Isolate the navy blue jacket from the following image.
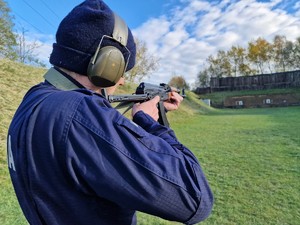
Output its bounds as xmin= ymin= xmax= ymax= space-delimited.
xmin=8 ymin=79 xmax=213 ymax=225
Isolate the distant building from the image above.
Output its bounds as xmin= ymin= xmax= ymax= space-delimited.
xmin=195 ymin=70 xmax=300 ymax=94
xmin=224 ymin=93 xmax=300 ymax=108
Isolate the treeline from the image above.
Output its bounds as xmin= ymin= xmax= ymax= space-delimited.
xmin=196 ymin=35 xmax=300 ymax=87
xmin=0 ymin=0 xmax=46 ymax=66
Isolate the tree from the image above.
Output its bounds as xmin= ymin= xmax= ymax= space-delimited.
xmin=125 ymin=38 xmax=159 ymax=83
xmin=207 ymin=50 xmax=232 ymax=78
xmin=247 ymin=37 xmax=272 ymax=74
xmin=15 ymin=28 xmax=46 ymax=67
xmin=283 ymin=40 xmax=294 ymax=70
xmin=272 ymin=35 xmax=293 ymax=72
xmin=227 ymin=45 xmax=256 ymax=76
xmin=291 ymin=37 xmax=300 ymax=70
xmin=195 ymin=34 xmax=300 ymax=90
xmin=168 ymin=75 xmax=189 ymax=90
xmin=196 ymin=68 xmax=210 ymax=87
xmin=238 ymin=63 xmax=254 ymax=76
xmin=0 ymin=0 xmax=17 ymax=59
xmin=227 ymin=46 xmax=240 ymax=77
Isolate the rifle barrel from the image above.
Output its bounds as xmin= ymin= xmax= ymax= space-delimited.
xmin=108 ymin=94 xmax=149 ymax=103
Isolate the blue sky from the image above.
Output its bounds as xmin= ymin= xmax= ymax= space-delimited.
xmin=5 ymin=0 xmax=300 ymax=86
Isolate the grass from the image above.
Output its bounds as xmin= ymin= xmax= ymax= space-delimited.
xmin=0 ymin=59 xmax=45 ymax=225
xmin=0 ymin=59 xmax=299 ymax=224
xmin=172 ymin=107 xmax=300 ymax=225
xmin=139 ymin=106 xmax=300 ymax=225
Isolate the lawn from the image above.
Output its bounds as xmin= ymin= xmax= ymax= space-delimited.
xmin=0 ymin=59 xmax=299 ymax=225
xmin=1 ymin=106 xmax=299 ymax=224
xmin=138 ymin=106 xmax=300 ymax=225
xmin=172 ymin=106 xmax=300 ymax=225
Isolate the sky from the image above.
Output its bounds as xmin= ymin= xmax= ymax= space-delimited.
xmin=5 ymin=0 xmax=300 ymax=86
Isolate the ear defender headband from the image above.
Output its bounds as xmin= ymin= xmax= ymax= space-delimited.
xmin=87 ymin=13 xmax=131 ymax=87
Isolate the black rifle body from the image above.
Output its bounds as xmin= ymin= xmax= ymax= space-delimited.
xmin=108 ymin=83 xmax=178 ymax=127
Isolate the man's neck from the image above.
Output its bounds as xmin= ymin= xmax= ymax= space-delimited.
xmin=59 ymin=68 xmax=103 ymax=94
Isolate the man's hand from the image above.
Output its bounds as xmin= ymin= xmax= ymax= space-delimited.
xmin=164 ymin=91 xmax=183 ymax=111
xmin=132 ymin=96 xmax=160 ymax=121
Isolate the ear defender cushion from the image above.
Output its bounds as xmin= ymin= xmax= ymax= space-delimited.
xmin=87 ymin=46 xmax=125 ymax=87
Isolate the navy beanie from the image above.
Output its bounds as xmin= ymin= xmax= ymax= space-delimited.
xmin=49 ymin=0 xmax=136 ymax=75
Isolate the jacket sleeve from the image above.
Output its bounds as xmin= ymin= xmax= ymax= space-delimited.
xmin=66 ymin=98 xmax=214 ymax=225
xmin=133 ymin=111 xmax=214 ymax=224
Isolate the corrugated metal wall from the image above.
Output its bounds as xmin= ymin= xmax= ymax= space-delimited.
xmin=209 ymin=70 xmax=300 ymax=92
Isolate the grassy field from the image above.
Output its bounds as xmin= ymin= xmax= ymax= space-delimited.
xmin=0 ymin=59 xmax=299 ymax=224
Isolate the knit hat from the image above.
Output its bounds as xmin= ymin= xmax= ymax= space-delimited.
xmin=49 ymin=0 xmax=136 ymax=75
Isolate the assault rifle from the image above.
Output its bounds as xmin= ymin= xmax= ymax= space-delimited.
xmin=108 ymin=82 xmax=185 ymax=127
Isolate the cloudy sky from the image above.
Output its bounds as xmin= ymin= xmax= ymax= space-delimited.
xmin=6 ymin=0 xmax=300 ymax=86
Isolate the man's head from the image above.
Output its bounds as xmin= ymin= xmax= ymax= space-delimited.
xmin=49 ymin=0 xmax=136 ymax=87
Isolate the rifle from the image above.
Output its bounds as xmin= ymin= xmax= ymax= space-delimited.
xmin=108 ymin=82 xmax=185 ymax=127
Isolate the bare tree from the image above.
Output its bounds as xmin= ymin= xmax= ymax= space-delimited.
xmin=15 ymin=28 xmax=46 ymax=67
xmin=272 ymin=35 xmax=294 ymax=72
xmin=291 ymin=37 xmax=300 ymax=70
xmin=125 ymin=38 xmax=159 ymax=83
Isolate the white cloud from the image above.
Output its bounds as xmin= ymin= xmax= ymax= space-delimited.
xmin=31 ymin=33 xmax=54 ymax=66
xmin=133 ymin=17 xmax=171 ymax=54
xmin=25 ymin=0 xmax=300 ymax=86
xmin=15 ymin=31 xmax=54 ymax=67
xmin=133 ymin=0 xmax=300 ymax=86
xmin=34 ymin=42 xmax=52 ymax=66
xmin=160 ymin=28 xmax=189 ymax=54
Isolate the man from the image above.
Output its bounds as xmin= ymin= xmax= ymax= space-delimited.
xmin=7 ymin=0 xmax=213 ymax=224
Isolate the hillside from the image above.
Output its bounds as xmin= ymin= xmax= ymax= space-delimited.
xmin=0 ymin=60 xmax=46 ymax=160
xmin=0 ymin=59 xmax=213 ymax=225
xmin=0 ymin=59 xmax=212 ymax=161
xmin=1 ymin=59 xmax=300 ymax=225
xmin=0 ymin=60 xmax=214 ymax=224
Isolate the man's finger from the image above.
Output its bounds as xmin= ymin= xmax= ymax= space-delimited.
xmin=151 ymin=95 xmax=160 ymax=104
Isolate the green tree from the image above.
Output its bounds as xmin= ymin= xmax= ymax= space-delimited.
xmin=207 ymin=50 xmax=231 ymax=78
xmin=168 ymin=75 xmax=189 ymax=90
xmin=196 ymin=68 xmax=210 ymax=87
xmin=195 ymin=34 xmax=299 ymax=90
xmin=238 ymin=63 xmax=255 ymax=76
xmin=0 ymin=0 xmax=17 ymax=59
xmin=227 ymin=46 xmax=254 ymax=76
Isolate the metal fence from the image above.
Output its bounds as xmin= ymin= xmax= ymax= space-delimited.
xmin=195 ymin=70 xmax=300 ymax=94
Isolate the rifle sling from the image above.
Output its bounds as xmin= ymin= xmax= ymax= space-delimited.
xmin=43 ymin=68 xmax=80 ymax=90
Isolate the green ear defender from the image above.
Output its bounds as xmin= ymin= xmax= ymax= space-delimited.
xmin=87 ymin=13 xmax=130 ymax=87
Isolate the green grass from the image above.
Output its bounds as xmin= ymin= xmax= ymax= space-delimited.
xmin=1 ymin=59 xmax=299 ymax=224
xmin=139 ymin=107 xmax=300 ymax=225
xmin=0 ymin=59 xmax=45 ymax=225
xmin=172 ymin=107 xmax=300 ymax=225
